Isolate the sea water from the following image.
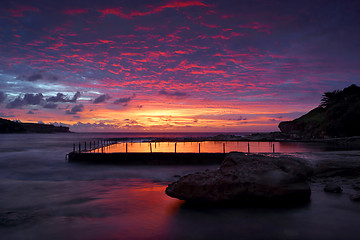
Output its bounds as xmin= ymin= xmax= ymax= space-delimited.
xmin=0 ymin=133 xmax=360 ymax=240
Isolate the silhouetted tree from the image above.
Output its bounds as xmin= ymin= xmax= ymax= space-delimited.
xmin=320 ymin=90 xmax=340 ymax=108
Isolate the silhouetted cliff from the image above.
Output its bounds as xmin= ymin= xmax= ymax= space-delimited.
xmin=0 ymin=118 xmax=70 ymax=133
xmin=279 ymin=84 xmax=360 ymax=138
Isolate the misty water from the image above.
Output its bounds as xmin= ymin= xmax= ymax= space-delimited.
xmin=1 ymin=133 xmax=360 ymax=240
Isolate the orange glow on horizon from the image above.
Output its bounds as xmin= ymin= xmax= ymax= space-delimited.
xmin=6 ymin=96 xmax=309 ymax=132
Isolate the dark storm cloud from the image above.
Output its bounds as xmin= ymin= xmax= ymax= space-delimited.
xmin=113 ymin=93 xmax=135 ymax=105
xmin=93 ymin=94 xmax=111 ymax=104
xmin=46 ymin=92 xmax=81 ymax=103
xmin=71 ymin=91 xmax=81 ymax=102
xmin=46 ymin=93 xmax=67 ymax=102
xmin=17 ymin=72 xmax=58 ymax=82
xmin=22 ymin=93 xmax=43 ymax=104
xmin=6 ymin=98 xmax=29 ymax=109
xmin=0 ymin=92 xmax=6 ymax=103
xmin=159 ymin=89 xmax=189 ymax=98
xmin=6 ymin=93 xmax=43 ymax=109
xmin=43 ymin=103 xmax=58 ymax=109
xmin=0 ymin=112 xmax=15 ymax=118
xmin=113 ymin=97 xmax=131 ymax=104
xmin=228 ymin=116 xmax=247 ymax=121
xmin=27 ymin=73 xmax=42 ymax=81
xmin=65 ymin=104 xmax=84 ymax=114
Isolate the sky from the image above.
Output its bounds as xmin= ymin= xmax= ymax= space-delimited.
xmin=0 ymin=0 xmax=359 ymax=132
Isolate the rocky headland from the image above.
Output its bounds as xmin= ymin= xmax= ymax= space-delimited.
xmin=279 ymin=84 xmax=360 ymax=139
xmin=0 ymin=118 xmax=70 ymax=133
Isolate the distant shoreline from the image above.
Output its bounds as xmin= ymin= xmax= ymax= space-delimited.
xmin=0 ymin=117 xmax=71 ymax=134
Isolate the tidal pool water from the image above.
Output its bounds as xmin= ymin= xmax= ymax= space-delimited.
xmin=98 ymin=140 xmax=338 ymax=154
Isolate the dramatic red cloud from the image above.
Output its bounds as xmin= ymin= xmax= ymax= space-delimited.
xmin=64 ymin=9 xmax=88 ymax=15
xmin=98 ymin=7 xmax=129 ymax=18
xmin=8 ymin=5 xmax=39 ymax=17
xmin=238 ymin=22 xmax=272 ymax=34
xmin=135 ymin=26 xmax=155 ymax=31
xmin=1 ymin=0 xmax=358 ymax=132
xmin=99 ymin=0 xmax=207 ymax=18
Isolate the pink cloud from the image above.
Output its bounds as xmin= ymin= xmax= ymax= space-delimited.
xmin=238 ymin=22 xmax=272 ymax=34
xmin=64 ymin=9 xmax=88 ymax=15
xmin=99 ymin=0 xmax=207 ymax=18
xmin=9 ymin=5 xmax=39 ymax=17
xmin=135 ymin=26 xmax=155 ymax=31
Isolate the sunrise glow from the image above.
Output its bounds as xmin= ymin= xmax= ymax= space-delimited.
xmin=0 ymin=0 xmax=358 ymax=132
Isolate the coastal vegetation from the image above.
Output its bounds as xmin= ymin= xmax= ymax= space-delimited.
xmin=279 ymin=84 xmax=360 ymax=138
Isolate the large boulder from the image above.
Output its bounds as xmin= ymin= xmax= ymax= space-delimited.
xmin=166 ymin=153 xmax=312 ymax=204
xmin=324 ymin=183 xmax=343 ymax=193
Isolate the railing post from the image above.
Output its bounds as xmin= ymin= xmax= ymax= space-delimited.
xmin=79 ymin=143 xmax=81 ymax=153
xmin=150 ymin=143 xmax=152 ymax=153
xmin=223 ymin=143 xmax=225 ymax=153
xmin=73 ymin=143 xmax=75 ymax=153
xmin=175 ymin=142 xmax=177 ymax=153
xmin=126 ymin=142 xmax=128 ymax=153
xmin=101 ymin=144 xmax=104 ymax=153
xmin=199 ymin=143 xmax=200 ymax=153
xmin=273 ymin=144 xmax=275 ymax=153
xmin=248 ymin=142 xmax=250 ymax=153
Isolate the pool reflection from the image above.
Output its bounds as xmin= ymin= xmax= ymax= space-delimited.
xmin=68 ymin=179 xmax=184 ymax=240
xmin=93 ymin=141 xmax=329 ymax=154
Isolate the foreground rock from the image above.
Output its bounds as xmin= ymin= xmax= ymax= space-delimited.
xmin=312 ymin=153 xmax=360 ymax=178
xmin=166 ymin=153 xmax=312 ymax=204
xmin=324 ymin=183 xmax=343 ymax=193
xmin=350 ymin=193 xmax=360 ymax=201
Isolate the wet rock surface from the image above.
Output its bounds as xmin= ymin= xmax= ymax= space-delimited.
xmin=166 ymin=153 xmax=312 ymax=204
xmin=311 ymin=153 xmax=360 ymax=178
xmin=324 ymin=183 xmax=343 ymax=193
xmin=352 ymin=182 xmax=360 ymax=190
xmin=350 ymin=193 xmax=360 ymax=201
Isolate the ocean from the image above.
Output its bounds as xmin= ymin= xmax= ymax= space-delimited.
xmin=0 ymin=133 xmax=360 ymax=240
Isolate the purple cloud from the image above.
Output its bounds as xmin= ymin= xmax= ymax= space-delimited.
xmin=65 ymin=104 xmax=84 ymax=114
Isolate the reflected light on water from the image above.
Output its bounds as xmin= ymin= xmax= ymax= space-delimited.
xmin=70 ymin=180 xmax=184 ymax=240
xmin=92 ymin=141 xmax=319 ymax=154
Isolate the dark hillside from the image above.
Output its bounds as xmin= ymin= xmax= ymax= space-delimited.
xmin=0 ymin=118 xmax=70 ymax=133
xmin=279 ymin=84 xmax=360 ymax=138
